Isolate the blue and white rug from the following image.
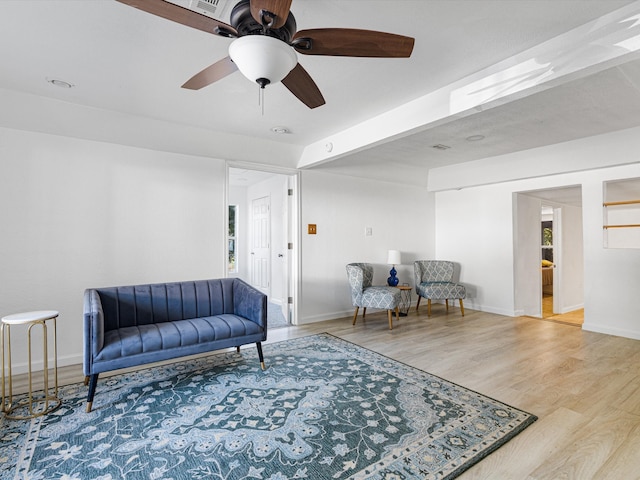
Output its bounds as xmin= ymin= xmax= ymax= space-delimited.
xmin=0 ymin=333 xmax=536 ymax=479
xmin=268 ymin=301 xmax=288 ymax=328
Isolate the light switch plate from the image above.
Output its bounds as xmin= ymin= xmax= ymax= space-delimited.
xmin=308 ymin=224 xmax=317 ymax=234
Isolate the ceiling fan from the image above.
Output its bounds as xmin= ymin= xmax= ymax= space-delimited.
xmin=116 ymin=0 xmax=415 ymax=108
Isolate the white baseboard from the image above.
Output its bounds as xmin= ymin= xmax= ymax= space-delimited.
xmin=297 ymin=309 xmax=353 ymax=325
xmin=582 ymin=323 xmax=640 ymax=340
xmin=558 ymin=303 xmax=584 ymax=314
xmin=3 ymin=353 xmax=83 ymax=376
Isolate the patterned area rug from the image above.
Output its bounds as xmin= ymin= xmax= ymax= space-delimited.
xmin=268 ymin=301 xmax=288 ymax=328
xmin=1 ymin=334 xmax=536 ymax=479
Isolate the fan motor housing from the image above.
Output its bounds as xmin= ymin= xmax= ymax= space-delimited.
xmin=230 ymin=0 xmax=297 ymax=42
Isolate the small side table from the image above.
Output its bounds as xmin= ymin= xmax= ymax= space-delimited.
xmin=1 ymin=310 xmax=61 ymax=419
xmin=396 ymin=285 xmax=412 ymax=316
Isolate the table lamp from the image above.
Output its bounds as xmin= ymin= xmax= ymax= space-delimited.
xmin=387 ymin=250 xmax=401 ymax=286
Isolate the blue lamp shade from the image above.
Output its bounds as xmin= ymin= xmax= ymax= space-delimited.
xmin=387 ymin=250 xmax=401 ymax=286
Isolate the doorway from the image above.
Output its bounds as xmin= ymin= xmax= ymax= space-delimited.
xmin=540 ymin=204 xmax=556 ymax=319
xmin=514 ymin=186 xmax=584 ymax=324
xmin=227 ymin=166 xmax=299 ymax=326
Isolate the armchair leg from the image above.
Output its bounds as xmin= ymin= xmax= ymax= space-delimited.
xmin=387 ymin=310 xmax=393 ymax=330
xmin=362 ymin=307 xmax=367 ymax=319
xmin=459 ymin=299 xmax=465 ymax=316
xmin=427 ymin=299 xmax=432 ymax=317
xmin=445 ymin=299 xmax=449 ymax=312
xmin=352 ymin=307 xmax=359 ymax=325
xmin=395 ymin=306 xmax=400 ymax=322
xmin=416 ymin=296 xmax=421 ymax=311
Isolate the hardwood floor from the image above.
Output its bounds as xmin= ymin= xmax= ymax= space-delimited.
xmin=8 ymin=306 xmax=640 ymax=479
xmin=542 ymin=294 xmax=584 ymax=326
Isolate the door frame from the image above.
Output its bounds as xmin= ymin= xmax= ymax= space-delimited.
xmin=541 ymin=204 xmax=561 ymax=316
xmin=514 ymin=187 xmax=583 ymax=319
xmin=226 ymin=162 xmax=300 ymax=325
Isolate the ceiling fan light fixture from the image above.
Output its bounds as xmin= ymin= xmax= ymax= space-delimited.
xmin=229 ymin=35 xmax=297 ymax=88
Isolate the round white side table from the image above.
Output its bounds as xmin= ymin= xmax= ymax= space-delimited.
xmin=1 ymin=310 xmax=61 ymax=419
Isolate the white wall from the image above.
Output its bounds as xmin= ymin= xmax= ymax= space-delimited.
xmin=299 ymin=170 xmax=435 ymax=323
xmin=0 ymin=127 xmax=227 ymax=372
xmin=582 ymin=169 xmax=640 ymax=339
xmin=558 ymin=204 xmax=584 ymax=313
xmin=434 ymin=135 xmax=640 ymax=339
xmin=436 ymin=183 xmax=517 ymax=316
xmin=513 ymin=193 xmax=542 ymax=317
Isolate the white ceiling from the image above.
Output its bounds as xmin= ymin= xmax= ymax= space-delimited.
xmin=1 ymin=0 xmax=640 ymax=193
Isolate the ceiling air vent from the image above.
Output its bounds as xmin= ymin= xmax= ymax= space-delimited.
xmin=165 ymin=0 xmax=232 ymax=20
xmin=193 ymin=0 xmax=221 ymax=16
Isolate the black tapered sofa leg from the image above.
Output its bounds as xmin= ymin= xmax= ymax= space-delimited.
xmin=256 ymin=342 xmax=265 ymax=370
xmin=86 ymin=373 xmax=100 ymax=413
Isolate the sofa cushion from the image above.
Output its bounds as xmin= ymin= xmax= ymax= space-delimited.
xmin=95 ymin=314 xmax=262 ymax=361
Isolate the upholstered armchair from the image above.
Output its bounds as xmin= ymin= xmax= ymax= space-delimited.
xmin=414 ymin=260 xmax=466 ymax=316
xmin=346 ymin=263 xmax=401 ymax=330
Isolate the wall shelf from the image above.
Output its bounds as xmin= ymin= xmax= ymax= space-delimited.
xmin=603 ymin=182 xmax=640 ymax=248
xmin=603 ymin=199 xmax=640 ymax=229
xmin=603 ymin=199 xmax=640 ymax=207
xmin=603 ymin=224 xmax=640 ymax=229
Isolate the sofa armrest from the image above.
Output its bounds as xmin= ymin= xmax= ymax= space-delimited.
xmin=232 ymin=279 xmax=267 ymax=330
xmin=83 ymin=289 xmax=105 ymax=375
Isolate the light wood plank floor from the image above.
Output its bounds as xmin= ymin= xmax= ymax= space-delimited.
xmin=7 ymin=306 xmax=640 ymax=479
xmin=542 ymin=294 xmax=584 ymax=326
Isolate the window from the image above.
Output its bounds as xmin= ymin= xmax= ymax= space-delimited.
xmin=228 ymin=205 xmax=238 ymax=273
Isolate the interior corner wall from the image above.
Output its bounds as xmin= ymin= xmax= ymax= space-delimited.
xmin=298 ymin=170 xmax=435 ymax=324
xmin=0 ymin=127 xmax=227 ymax=372
xmin=433 ymin=133 xmax=640 ymax=339
xmin=435 ymin=184 xmax=518 ymax=316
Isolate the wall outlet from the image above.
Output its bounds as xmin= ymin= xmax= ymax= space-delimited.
xmin=365 ymin=227 xmax=373 ymax=236
xmin=308 ymin=224 xmax=317 ymax=234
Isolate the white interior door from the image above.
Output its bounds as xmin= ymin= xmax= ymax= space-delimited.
xmin=251 ymin=195 xmax=270 ymax=295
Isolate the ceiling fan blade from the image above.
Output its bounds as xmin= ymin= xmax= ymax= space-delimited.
xmin=292 ymin=29 xmax=415 ymax=58
xmin=281 ymin=63 xmax=325 ymax=109
xmin=250 ymin=0 xmax=292 ymax=29
xmin=115 ymin=0 xmax=237 ymax=37
xmin=182 ymin=56 xmax=238 ymax=90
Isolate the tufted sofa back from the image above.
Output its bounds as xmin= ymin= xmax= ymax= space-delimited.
xmin=94 ymin=278 xmax=248 ymax=332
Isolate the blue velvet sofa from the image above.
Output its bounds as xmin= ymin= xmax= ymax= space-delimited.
xmin=83 ymin=278 xmax=267 ymax=412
